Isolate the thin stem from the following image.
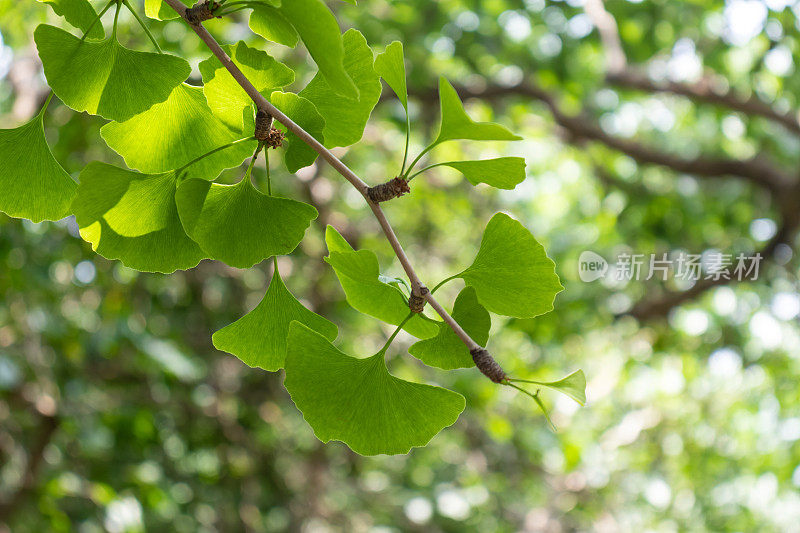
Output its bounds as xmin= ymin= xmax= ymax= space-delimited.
xmin=264 ymin=146 xmax=272 ymax=196
xmin=81 ymin=0 xmax=115 ymax=41
xmin=377 ymin=313 xmax=414 ymax=355
xmin=36 ymin=92 xmax=54 ymax=119
xmin=430 ymin=274 xmax=459 ymax=295
xmin=402 ymin=142 xmax=437 ymax=180
xmin=123 ymin=0 xmax=163 ymax=53
xmin=407 ymin=161 xmax=452 ymax=182
xmin=399 ymin=110 xmax=411 ymax=175
xmin=244 ymin=144 xmax=262 ymax=185
xmin=216 ymin=5 xmax=252 ymax=16
xmin=112 ymin=0 xmax=121 ymax=38
xmin=176 ymin=137 xmax=252 ymax=173
xmin=505 ymin=382 xmax=556 ymax=431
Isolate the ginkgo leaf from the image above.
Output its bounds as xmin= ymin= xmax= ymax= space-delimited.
xmin=175 ymin=177 xmax=317 ymax=269
xmin=374 ymin=41 xmax=407 ymax=109
xmin=101 ymin=84 xmax=256 ymax=179
xmin=435 ymin=77 xmax=522 ymax=144
xmin=37 ymin=0 xmax=105 ymax=39
xmin=284 ymin=322 xmax=465 ymax=455
xmin=523 ymin=370 xmax=586 ymax=405
xmin=249 ymin=5 xmax=298 ymax=47
xmin=199 ymin=41 xmax=294 ymax=130
xmin=408 ymin=287 xmax=490 ymax=370
xmin=278 ymin=0 xmax=358 ymax=100
xmin=299 ymin=29 xmax=381 ymax=148
xmin=35 ymin=24 xmax=190 ymax=122
xmin=324 ymin=226 xmax=438 ymax=339
xmin=71 ymin=162 xmax=206 ymax=273
xmin=458 ymin=213 xmax=563 ymax=318
xmin=144 ymin=0 xmax=189 ymax=20
xmin=269 ymin=91 xmax=325 ymax=172
xmin=212 ymin=266 xmax=338 ymax=371
xmin=440 ymin=157 xmax=526 ymax=190
xmin=0 ymin=114 xmax=77 ymax=222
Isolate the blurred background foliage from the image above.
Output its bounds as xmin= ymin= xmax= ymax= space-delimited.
xmin=2 ymin=0 xmax=800 ymax=531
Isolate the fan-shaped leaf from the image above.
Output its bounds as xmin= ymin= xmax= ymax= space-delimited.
xmin=284 ymin=322 xmax=465 ymax=455
xmin=269 ymin=91 xmax=325 ymax=172
xmin=324 ymin=226 xmax=438 ymax=339
xmin=249 ymin=5 xmax=298 ymax=47
xmin=35 ymin=24 xmax=190 ymax=122
xmin=37 ymin=0 xmax=105 ymax=39
xmin=458 ymin=213 xmax=563 ymax=318
xmin=435 ymin=77 xmax=522 ymax=144
xmin=213 ymin=266 xmax=337 ymax=371
xmin=408 ymin=287 xmax=490 ymax=370
xmin=199 ymin=41 xmax=294 ymax=130
xmin=441 ymin=157 xmax=526 ymax=190
xmin=175 ymin=177 xmax=317 ymax=269
xmin=101 ymin=84 xmax=256 ymax=179
xmin=526 ymin=370 xmax=586 ymax=405
xmin=299 ymin=29 xmax=381 ymax=148
xmin=374 ymin=41 xmax=407 ymax=109
xmin=0 ymin=114 xmax=77 ymax=222
xmin=71 ymin=162 xmax=206 ymax=273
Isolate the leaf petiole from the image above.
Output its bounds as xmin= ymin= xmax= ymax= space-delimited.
xmin=430 ymin=274 xmax=459 ymax=294
xmin=81 ymin=0 xmax=116 ymax=41
xmin=402 ymin=142 xmax=437 ymax=180
xmin=505 ymin=382 xmax=557 ymax=432
xmin=176 ymin=137 xmax=253 ymax=173
xmin=376 ymin=312 xmax=414 ymax=356
xmin=111 ymin=0 xmax=122 ymax=38
xmin=123 ymin=0 xmax=163 ymax=53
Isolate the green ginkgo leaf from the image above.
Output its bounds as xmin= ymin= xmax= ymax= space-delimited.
xmin=101 ymin=84 xmax=256 ymax=179
xmin=143 ymin=0 xmax=189 ymax=20
xmin=175 ymin=177 xmax=318 ymax=269
xmin=269 ymin=91 xmax=326 ymax=172
xmin=0 ymin=113 xmax=77 ymax=222
xmin=71 ymin=162 xmax=206 ymax=273
xmin=37 ymin=0 xmax=105 ymax=39
xmin=435 ymin=77 xmax=522 ymax=144
xmin=408 ymin=287 xmax=490 ymax=370
xmin=249 ymin=5 xmax=298 ymax=47
xmin=324 ymin=226 xmax=438 ymax=339
xmin=199 ymin=41 xmax=294 ymax=130
xmin=457 ymin=213 xmax=563 ymax=318
xmin=284 ymin=322 xmax=465 ymax=455
xmin=212 ymin=265 xmax=338 ymax=371
xmin=299 ymin=29 xmax=381 ymax=148
xmin=519 ymin=370 xmax=586 ymax=405
xmin=440 ymin=157 xmax=526 ymax=190
xmin=35 ymin=24 xmax=190 ymax=122
xmin=278 ymin=0 xmax=358 ymax=100
xmin=374 ymin=41 xmax=407 ymax=110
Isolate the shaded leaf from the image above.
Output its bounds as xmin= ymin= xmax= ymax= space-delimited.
xmin=101 ymin=84 xmax=257 ymax=179
xmin=284 ymin=322 xmax=465 ymax=455
xmin=35 ymin=24 xmax=190 ymax=122
xmin=408 ymin=287 xmax=490 ymax=370
xmin=37 ymin=0 xmax=105 ymax=39
xmin=458 ymin=213 xmax=563 ymax=318
xmin=441 ymin=157 xmax=526 ymax=190
xmin=0 ymin=113 xmax=77 ymax=222
xmin=324 ymin=226 xmax=438 ymax=339
xmin=175 ymin=177 xmax=317 ymax=269
xmin=249 ymin=6 xmax=298 ymax=47
xmin=299 ymin=29 xmax=381 ymax=148
xmin=212 ymin=266 xmax=338 ymax=371
xmin=435 ymin=77 xmax=522 ymax=144
xmin=269 ymin=91 xmax=325 ymax=172
xmin=374 ymin=41 xmax=407 ymax=109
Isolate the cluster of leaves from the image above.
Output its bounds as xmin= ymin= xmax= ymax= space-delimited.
xmin=0 ymin=0 xmax=583 ymax=455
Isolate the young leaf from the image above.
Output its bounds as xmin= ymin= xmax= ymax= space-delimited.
xmin=269 ymin=91 xmax=326 ymax=172
xmin=0 ymin=115 xmax=77 ymax=222
xmin=249 ymin=5 xmax=299 ymax=47
xmin=213 ymin=266 xmax=338 ymax=372
xmin=458 ymin=213 xmax=563 ymax=318
xmin=37 ymin=0 xmax=105 ymax=39
xmin=199 ymin=41 xmax=294 ymax=131
xmin=299 ymin=29 xmax=381 ymax=148
xmin=324 ymin=226 xmax=438 ymax=339
xmin=284 ymin=322 xmax=465 ymax=455
xmin=35 ymin=24 xmax=190 ymax=122
xmin=374 ymin=41 xmax=407 ymax=110
xmin=435 ymin=77 xmax=522 ymax=144
xmin=175 ymin=178 xmax=317 ymax=269
xmin=101 ymin=84 xmax=257 ymax=179
xmin=515 ymin=370 xmax=586 ymax=405
xmin=408 ymin=287 xmax=490 ymax=370
xmin=144 ymin=0 xmax=189 ymax=20
xmin=277 ymin=0 xmax=358 ymax=100
xmin=71 ymin=162 xmax=206 ymax=273
xmin=440 ymin=157 xmax=526 ymax=190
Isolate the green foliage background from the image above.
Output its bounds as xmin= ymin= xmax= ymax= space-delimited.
xmin=2 ymin=0 xmax=800 ymax=531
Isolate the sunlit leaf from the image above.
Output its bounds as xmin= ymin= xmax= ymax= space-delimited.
xmin=324 ymin=226 xmax=438 ymax=339
xmin=0 ymin=114 xmax=77 ymax=222
xmin=249 ymin=5 xmax=298 ymax=47
xmin=299 ymin=29 xmax=381 ymax=148
xmin=71 ymin=162 xmax=206 ymax=273
xmin=269 ymin=91 xmax=325 ymax=172
xmin=37 ymin=0 xmax=105 ymax=39
xmin=458 ymin=213 xmax=563 ymax=318
xmin=284 ymin=322 xmax=465 ymax=455
xmin=143 ymin=0 xmax=188 ymax=20
xmin=212 ymin=266 xmax=338 ymax=371
xmin=35 ymin=24 xmax=190 ymax=122
xmin=101 ymin=84 xmax=257 ymax=179
xmin=518 ymin=370 xmax=586 ymax=405
xmin=408 ymin=287 xmax=490 ymax=370
xmin=374 ymin=40 xmax=407 ymax=109
xmin=175 ymin=177 xmax=317 ymax=269
xmin=435 ymin=77 xmax=522 ymax=144
xmin=440 ymin=157 xmax=526 ymax=190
